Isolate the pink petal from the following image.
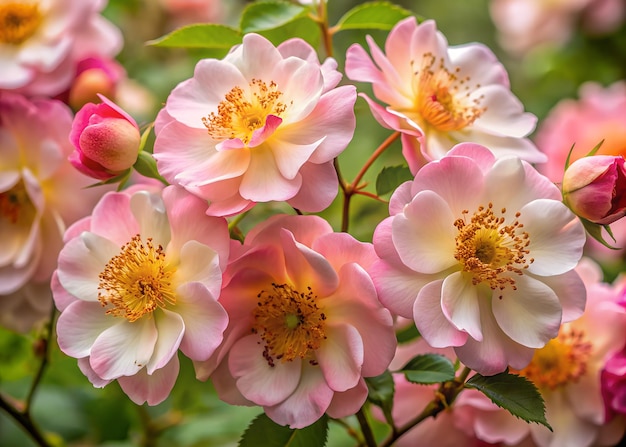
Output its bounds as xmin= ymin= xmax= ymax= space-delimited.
xmin=325 ymin=378 xmax=368 ymax=419
xmin=56 ymin=300 xmax=114 ymax=358
xmin=441 ymin=271 xmax=483 ymax=341
xmin=239 ymin=146 xmax=302 ymax=201
xmin=539 ymin=269 xmax=586 ymax=323
xmin=317 ymin=323 xmax=363 ymax=392
xmin=118 ymin=355 xmax=180 ymax=406
xmin=146 ymin=309 xmax=185 ymax=374
xmin=77 ymin=357 xmax=111 ymax=388
xmin=286 ymin=161 xmax=338 ymax=213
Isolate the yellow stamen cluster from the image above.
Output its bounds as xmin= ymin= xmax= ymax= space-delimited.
xmin=98 ymin=235 xmax=176 ymax=322
xmin=513 ymin=325 xmax=593 ymax=390
xmin=252 ymin=282 xmax=327 ymax=367
xmin=0 ymin=181 xmax=33 ymax=225
xmin=202 ymin=78 xmax=287 ymax=145
xmin=454 ymin=203 xmax=532 ymax=293
xmin=0 ymin=2 xmax=42 ymax=45
xmin=412 ymin=53 xmax=486 ymax=131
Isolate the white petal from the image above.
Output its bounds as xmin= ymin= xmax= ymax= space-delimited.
xmin=146 ymin=309 xmax=185 ymax=374
xmin=441 ymin=272 xmax=483 ymax=341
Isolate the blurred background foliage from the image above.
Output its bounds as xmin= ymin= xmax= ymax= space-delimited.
xmin=2 ymin=0 xmax=626 ymax=445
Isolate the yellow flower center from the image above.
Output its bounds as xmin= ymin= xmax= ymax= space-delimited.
xmin=513 ymin=325 xmax=593 ymax=390
xmin=454 ymin=203 xmax=532 ymax=294
xmin=0 ymin=2 xmax=42 ymax=45
xmin=412 ymin=53 xmax=485 ymax=132
xmin=98 ymin=235 xmax=176 ymax=322
xmin=0 ymin=181 xmax=35 ymax=225
xmin=202 ymin=79 xmax=288 ymax=145
xmin=252 ymin=283 xmax=327 ymax=367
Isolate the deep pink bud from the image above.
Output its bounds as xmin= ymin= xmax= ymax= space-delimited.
xmin=69 ymin=94 xmax=140 ymax=180
xmin=563 ymin=155 xmax=626 ymax=224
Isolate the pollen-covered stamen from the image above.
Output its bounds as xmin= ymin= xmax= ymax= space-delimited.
xmin=98 ymin=235 xmax=176 ymax=322
xmin=202 ymin=78 xmax=287 ymax=145
xmin=454 ymin=203 xmax=533 ymax=291
xmin=0 ymin=181 xmax=35 ymax=225
xmin=411 ymin=53 xmax=486 ymax=132
xmin=252 ymin=283 xmax=327 ymax=367
xmin=513 ymin=325 xmax=593 ymax=390
xmin=0 ymin=3 xmax=42 ymax=45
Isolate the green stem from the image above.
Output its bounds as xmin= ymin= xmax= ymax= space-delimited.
xmin=355 ymin=407 xmax=377 ymax=447
xmin=0 ymin=394 xmax=52 ymax=447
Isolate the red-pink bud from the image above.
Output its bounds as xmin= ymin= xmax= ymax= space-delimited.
xmin=69 ymin=95 xmax=140 ymax=180
xmin=562 ymin=155 xmax=626 ymax=224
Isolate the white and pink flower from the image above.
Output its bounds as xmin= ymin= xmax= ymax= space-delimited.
xmin=370 ymin=143 xmax=587 ymax=375
xmin=153 ymin=33 xmax=356 ymax=216
xmin=195 ymin=214 xmax=396 ymax=428
xmin=0 ymin=92 xmax=107 ymax=332
xmin=52 ymin=186 xmax=230 ymax=405
xmin=0 ymin=0 xmax=123 ymax=97
xmin=345 ymin=17 xmax=543 ymax=173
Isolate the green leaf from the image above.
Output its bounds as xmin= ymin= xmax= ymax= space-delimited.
xmin=399 ymin=354 xmax=455 ymax=384
xmin=365 ymin=370 xmax=395 ymax=427
xmin=256 ymin=16 xmax=320 ymax=48
xmin=240 ymin=1 xmax=307 ymax=33
xmin=465 ymin=371 xmax=552 ymax=430
xmin=238 ymin=413 xmax=328 ymax=447
xmin=376 ymin=165 xmax=413 ymax=196
xmin=147 ymin=23 xmax=241 ymax=49
xmin=396 ymin=321 xmax=420 ymax=344
xmin=133 ymin=151 xmax=168 ymax=185
xmin=334 ymin=1 xmax=414 ymax=32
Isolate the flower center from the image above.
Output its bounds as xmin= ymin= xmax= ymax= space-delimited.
xmin=252 ymin=283 xmax=327 ymax=367
xmin=411 ymin=53 xmax=485 ymax=132
xmin=0 ymin=2 xmax=42 ymax=45
xmin=98 ymin=235 xmax=176 ymax=322
xmin=454 ymin=203 xmax=532 ymax=293
xmin=513 ymin=325 xmax=593 ymax=390
xmin=202 ymin=79 xmax=287 ymax=145
xmin=0 ymin=181 xmax=35 ymax=225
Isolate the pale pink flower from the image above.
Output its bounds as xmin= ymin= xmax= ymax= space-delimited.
xmin=159 ymin=0 xmax=225 ymax=29
xmin=370 ymin=143 xmax=586 ymax=375
xmin=535 ymin=81 xmax=626 ymax=258
xmin=194 ymin=214 xmax=396 ymax=428
xmin=345 ymin=17 xmax=543 ymax=173
xmin=0 ymin=0 xmax=123 ymax=97
xmin=465 ymin=258 xmax=626 ymax=447
xmin=0 ymin=92 xmax=107 ymax=332
xmin=490 ymin=0 xmax=625 ymax=56
xmin=52 ymin=186 xmax=230 ymax=405
xmin=153 ymin=33 xmax=356 ymax=216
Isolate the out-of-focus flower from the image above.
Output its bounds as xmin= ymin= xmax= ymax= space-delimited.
xmin=601 ymin=278 xmax=626 ymax=420
xmin=52 ymin=186 xmax=230 ymax=405
xmin=345 ymin=17 xmax=543 ymax=173
xmin=0 ymin=92 xmax=107 ymax=332
xmin=535 ymin=81 xmax=626 ymax=256
xmin=563 ymin=155 xmax=626 ymax=225
xmin=66 ymin=57 xmax=125 ymax=111
xmin=154 ymin=33 xmax=356 ymax=216
xmin=195 ymin=214 xmax=396 ymax=428
xmin=490 ymin=0 xmax=626 ymax=56
xmin=370 ymin=143 xmax=586 ymax=375
xmin=69 ymin=95 xmax=141 ymax=181
xmin=0 ymin=0 xmax=123 ymax=97
xmin=466 ymin=258 xmax=626 ymax=447
xmin=159 ymin=0 xmax=225 ymax=29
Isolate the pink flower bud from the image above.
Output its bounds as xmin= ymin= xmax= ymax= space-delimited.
xmin=563 ymin=155 xmax=626 ymax=224
xmin=69 ymin=95 xmax=141 ymax=180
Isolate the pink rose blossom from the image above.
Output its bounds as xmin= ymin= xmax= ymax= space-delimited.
xmin=69 ymin=94 xmax=141 ymax=181
xmin=345 ymin=17 xmax=543 ymax=173
xmin=563 ymin=155 xmax=626 ymax=225
xmin=64 ymin=57 xmax=125 ymax=110
xmin=0 ymin=0 xmax=123 ymax=97
xmin=52 ymin=186 xmax=230 ymax=405
xmin=153 ymin=33 xmax=357 ymax=216
xmin=601 ymin=278 xmax=626 ymax=420
xmin=194 ymin=214 xmax=396 ymax=428
xmin=0 ymin=92 xmax=108 ymax=332
xmin=370 ymin=143 xmax=586 ymax=375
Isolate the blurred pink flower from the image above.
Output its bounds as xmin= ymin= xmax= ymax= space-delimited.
xmin=52 ymin=186 xmax=230 ymax=405
xmin=69 ymin=94 xmax=141 ymax=181
xmin=195 ymin=214 xmax=396 ymax=428
xmin=468 ymin=258 xmax=626 ymax=447
xmin=154 ymin=33 xmax=356 ymax=216
xmin=0 ymin=92 xmax=107 ymax=332
xmin=490 ymin=0 xmax=626 ymax=56
xmin=370 ymin=143 xmax=586 ymax=375
xmin=0 ymin=0 xmax=123 ymax=97
xmin=535 ymin=81 xmax=626 ymax=257
xmin=65 ymin=57 xmax=125 ymax=111
xmin=601 ymin=278 xmax=626 ymax=420
xmin=345 ymin=17 xmax=543 ymax=173
xmin=159 ymin=0 xmax=225 ymax=29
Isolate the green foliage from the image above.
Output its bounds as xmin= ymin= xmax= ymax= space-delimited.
xmin=334 ymin=1 xmax=415 ymax=32
xmin=465 ymin=371 xmax=552 ymax=430
xmin=395 ymin=321 xmax=420 ymax=344
xmin=239 ymin=413 xmax=328 ymax=447
xmin=147 ymin=23 xmax=242 ymax=49
xmin=365 ymin=370 xmax=395 ymax=427
xmin=375 ymin=165 xmax=413 ymax=196
xmin=399 ymin=354 xmax=456 ymax=384
xmin=240 ymin=1 xmax=308 ymax=34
